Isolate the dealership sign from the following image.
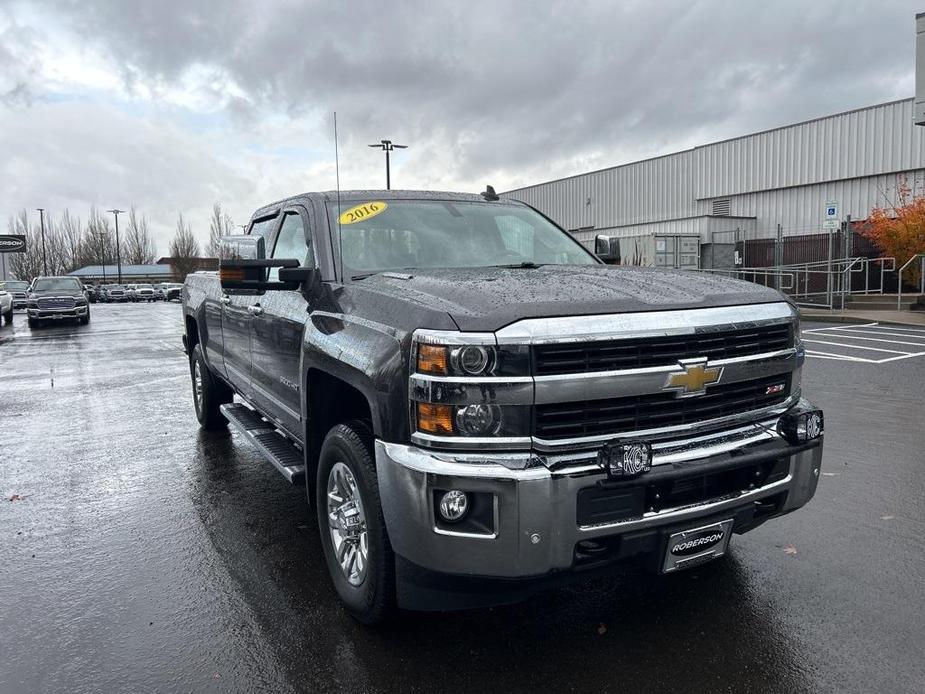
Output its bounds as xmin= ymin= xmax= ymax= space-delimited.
xmin=0 ymin=235 xmax=26 ymax=253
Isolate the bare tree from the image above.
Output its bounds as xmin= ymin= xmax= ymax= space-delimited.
xmin=207 ymin=202 xmax=235 ymax=257
xmin=7 ymin=211 xmax=43 ymax=281
xmin=124 ymin=205 xmax=157 ymax=264
xmin=58 ymin=209 xmax=84 ymax=273
xmin=81 ymin=207 xmax=115 ymax=271
xmin=169 ymin=212 xmax=201 ymax=280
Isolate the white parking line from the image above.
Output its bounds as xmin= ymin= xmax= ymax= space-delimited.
xmin=800 ymin=338 xmax=911 ymax=355
xmin=810 ymin=331 xmax=925 ymax=347
xmin=804 ymin=351 xmax=877 ymax=363
xmin=801 ymin=322 xmax=925 ymax=364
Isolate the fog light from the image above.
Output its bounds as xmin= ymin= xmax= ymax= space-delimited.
xmin=455 ymin=404 xmax=500 ymax=435
xmin=778 ymin=409 xmax=824 ymax=445
xmin=438 ymin=490 xmax=469 ymax=522
xmin=599 ymin=440 xmax=653 ymax=478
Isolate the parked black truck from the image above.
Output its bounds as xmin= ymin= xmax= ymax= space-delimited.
xmin=27 ymin=276 xmax=90 ymax=327
xmin=182 ymin=190 xmax=824 ymax=624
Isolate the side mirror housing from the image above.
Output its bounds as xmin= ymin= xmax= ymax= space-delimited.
xmin=218 ymin=235 xmax=316 ymax=294
xmin=595 ymin=234 xmax=621 ymax=265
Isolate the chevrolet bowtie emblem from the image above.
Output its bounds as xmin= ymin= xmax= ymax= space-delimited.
xmin=663 ymin=358 xmax=724 ymax=398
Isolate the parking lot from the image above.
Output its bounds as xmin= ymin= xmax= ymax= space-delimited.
xmin=1 ymin=305 xmax=924 ymax=693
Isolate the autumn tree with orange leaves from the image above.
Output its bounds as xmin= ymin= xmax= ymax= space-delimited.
xmin=860 ymin=178 xmax=925 ymax=289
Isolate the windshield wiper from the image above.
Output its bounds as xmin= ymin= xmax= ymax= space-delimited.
xmin=492 ymin=262 xmax=545 ymax=269
xmin=350 ymin=272 xmax=380 ymax=281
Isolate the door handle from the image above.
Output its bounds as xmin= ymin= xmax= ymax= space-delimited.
xmin=247 ymin=304 xmax=264 ymax=316
xmin=219 ymin=295 xmax=231 ymax=305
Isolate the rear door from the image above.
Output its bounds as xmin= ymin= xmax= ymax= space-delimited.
xmin=249 ymin=206 xmax=316 ymax=439
xmin=221 ymin=213 xmax=280 ymax=400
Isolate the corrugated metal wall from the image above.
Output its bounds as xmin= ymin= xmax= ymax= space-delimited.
xmin=505 ymin=99 xmax=925 ymax=240
xmin=694 ymin=99 xmax=925 ymax=199
xmin=509 ymin=150 xmax=697 ymax=232
xmin=728 ymin=169 xmax=925 ymax=235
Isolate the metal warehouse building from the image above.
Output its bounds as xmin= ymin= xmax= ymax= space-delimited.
xmin=504 ymin=98 xmax=925 ymax=272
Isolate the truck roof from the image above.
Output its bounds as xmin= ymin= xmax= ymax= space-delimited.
xmin=251 ymin=189 xmax=522 ymax=218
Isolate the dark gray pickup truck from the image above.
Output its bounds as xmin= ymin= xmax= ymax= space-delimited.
xmin=182 ymin=189 xmax=824 ymax=624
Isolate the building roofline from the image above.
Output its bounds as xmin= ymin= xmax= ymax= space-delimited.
xmin=502 ymin=97 xmax=914 ymax=195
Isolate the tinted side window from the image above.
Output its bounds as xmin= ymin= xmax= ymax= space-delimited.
xmin=269 ymin=212 xmax=311 ymax=281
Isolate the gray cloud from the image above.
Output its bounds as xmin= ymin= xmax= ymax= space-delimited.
xmin=1 ymin=0 xmax=919 ymax=243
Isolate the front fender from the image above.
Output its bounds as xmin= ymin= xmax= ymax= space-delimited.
xmin=301 ymin=310 xmax=407 ymax=441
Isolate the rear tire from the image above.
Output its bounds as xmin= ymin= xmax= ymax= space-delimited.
xmin=190 ymin=343 xmax=233 ymax=429
xmin=316 ymin=420 xmax=396 ymax=625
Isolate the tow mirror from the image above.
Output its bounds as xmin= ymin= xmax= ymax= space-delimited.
xmin=595 ymin=234 xmax=621 ymax=265
xmin=219 ymin=235 xmax=316 ymax=294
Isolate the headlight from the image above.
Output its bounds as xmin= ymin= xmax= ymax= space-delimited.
xmin=411 ymin=330 xmax=532 ymax=445
xmin=414 ymin=341 xmax=528 ymax=377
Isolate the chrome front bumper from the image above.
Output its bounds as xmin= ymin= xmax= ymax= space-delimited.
xmin=376 ymin=407 xmax=823 ymax=579
xmin=28 ymin=306 xmax=88 ymax=319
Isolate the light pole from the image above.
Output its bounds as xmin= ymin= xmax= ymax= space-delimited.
xmin=36 ymin=208 xmax=48 ymax=276
xmin=100 ymin=230 xmax=107 ymax=283
xmin=107 ymin=209 xmax=125 ymax=284
xmin=367 ymin=139 xmax=408 ymax=190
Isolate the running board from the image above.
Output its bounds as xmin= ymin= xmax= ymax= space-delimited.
xmin=221 ymin=403 xmax=306 ymax=485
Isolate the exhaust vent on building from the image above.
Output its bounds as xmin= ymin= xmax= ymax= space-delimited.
xmin=712 ymin=199 xmax=731 ymax=216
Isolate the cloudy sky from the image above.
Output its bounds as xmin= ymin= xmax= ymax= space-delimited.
xmin=0 ymin=0 xmax=919 ymax=255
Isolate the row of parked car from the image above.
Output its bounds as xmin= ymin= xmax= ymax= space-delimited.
xmin=87 ymin=282 xmax=184 ymax=303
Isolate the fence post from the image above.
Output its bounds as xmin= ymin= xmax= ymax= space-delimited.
xmin=775 ymin=223 xmax=782 ymax=291
xmin=826 ymin=228 xmax=834 ymax=309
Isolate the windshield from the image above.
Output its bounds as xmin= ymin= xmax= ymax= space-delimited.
xmin=2 ymin=281 xmax=29 ymax=291
xmin=137 ymin=284 xmax=153 ymax=290
xmin=326 ymin=199 xmax=597 ymax=279
xmin=32 ymin=278 xmax=83 ymax=292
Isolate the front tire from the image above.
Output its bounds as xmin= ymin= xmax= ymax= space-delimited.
xmin=190 ymin=343 xmax=233 ymax=429
xmin=2 ymin=308 xmax=11 ymax=325
xmin=27 ymin=317 xmax=39 ymax=329
xmin=316 ymin=421 xmax=396 ymax=625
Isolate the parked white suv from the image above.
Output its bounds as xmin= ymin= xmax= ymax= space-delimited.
xmin=0 ymin=287 xmax=12 ymax=325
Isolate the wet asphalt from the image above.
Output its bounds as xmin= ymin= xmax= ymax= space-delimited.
xmin=1 ymin=303 xmax=923 ymax=693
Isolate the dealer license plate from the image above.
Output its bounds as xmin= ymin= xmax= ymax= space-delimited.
xmin=662 ymin=519 xmax=734 ymax=573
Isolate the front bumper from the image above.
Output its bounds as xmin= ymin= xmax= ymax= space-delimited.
xmin=376 ymin=401 xmax=823 ymax=608
xmin=28 ymin=306 xmax=88 ymax=319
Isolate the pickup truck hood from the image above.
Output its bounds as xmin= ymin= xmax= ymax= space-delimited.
xmin=353 ymin=265 xmax=787 ymax=332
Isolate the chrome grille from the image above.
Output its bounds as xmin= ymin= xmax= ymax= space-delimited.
xmin=37 ymin=297 xmax=76 ymax=310
xmin=533 ymin=324 xmax=792 ymax=376
xmin=534 ymin=375 xmax=792 ymax=439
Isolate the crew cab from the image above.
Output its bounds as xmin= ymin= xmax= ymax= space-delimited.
xmin=27 ymin=276 xmax=90 ymax=327
xmin=182 ymin=190 xmax=824 ymax=624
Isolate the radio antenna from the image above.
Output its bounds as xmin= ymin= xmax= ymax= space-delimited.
xmin=334 ymin=111 xmax=344 ymax=283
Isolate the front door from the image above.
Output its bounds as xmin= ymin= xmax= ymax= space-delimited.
xmin=250 ymin=207 xmax=316 ymax=439
xmin=221 ymin=213 xmax=281 ymax=400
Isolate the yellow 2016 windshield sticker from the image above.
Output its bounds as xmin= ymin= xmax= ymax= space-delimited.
xmin=338 ymin=201 xmax=388 ymax=225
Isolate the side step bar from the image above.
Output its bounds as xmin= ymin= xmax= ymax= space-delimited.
xmin=221 ymin=403 xmax=306 ymax=485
